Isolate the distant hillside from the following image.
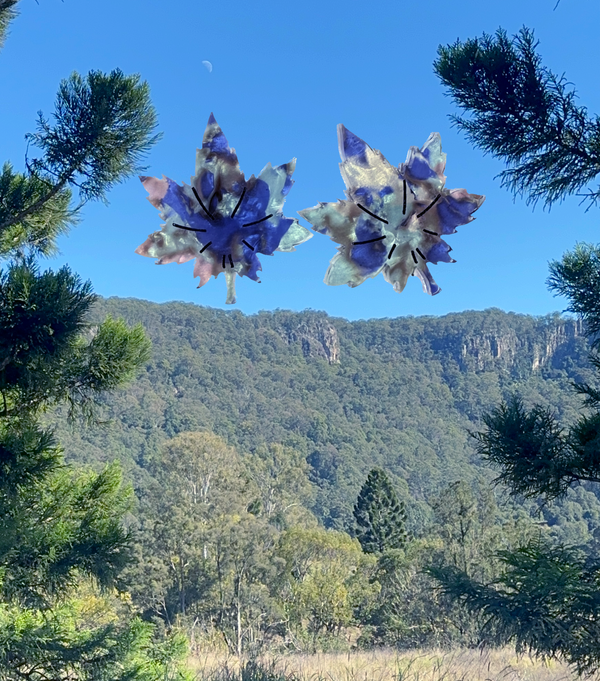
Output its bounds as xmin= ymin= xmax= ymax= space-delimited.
xmin=45 ymin=297 xmax=600 ymax=540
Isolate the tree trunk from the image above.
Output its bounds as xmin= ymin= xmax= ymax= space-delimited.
xmin=179 ymin=552 xmax=186 ymax=615
xmin=236 ymin=596 xmax=242 ymax=657
xmin=235 ymin=566 xmax=245 ymax=656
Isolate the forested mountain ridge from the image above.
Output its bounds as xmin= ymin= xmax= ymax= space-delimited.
xmin=46 ymin=297 xmax=598 ymax=539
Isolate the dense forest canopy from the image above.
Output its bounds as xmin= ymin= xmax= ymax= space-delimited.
xmin=45 ymin=296 xmax=599 ymax=545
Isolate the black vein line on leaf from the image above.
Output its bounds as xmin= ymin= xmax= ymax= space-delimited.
xmin=173 ymin=223 xmax=206 ymax=232
xmin=243 ymin=214 xmax=273 ymax=227
xmin=411 ymin=250 xmax=418 ymax=264
xmin=231 ymin=188 xmax=246 ymax=218
xmin=403 ymin=180 xmax=407 ymax=215
xmin=200 ymin=241 xmax=212 ymax=253
xmin=387 ymin=244 xmax=396 ymax=259
xmin=416 ymin=248 xmax=426 ymax=260
xmin=192 ymin=187 xmax=214 ymax=220
xmin=228 ymin=254 xmax=234 ymax=267
xmin=423 ymin=229 xmax=439 ymax=236
xmin=416 ymin=194 xmax=441 ymax=218
xmin=353 ymin=235 xmax=386 ymax=245
xmin=357 ymin=204 xmax=388 ymax=224
xmin=242 ymin=240 xmax=255 ymax=251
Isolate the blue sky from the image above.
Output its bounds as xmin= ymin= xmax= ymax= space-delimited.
xmin=1 ymin=0 xmax=599 ymax=321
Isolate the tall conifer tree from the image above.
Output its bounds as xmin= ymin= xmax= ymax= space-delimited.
xmin=429 ymin=24 xmax=600 ymax=677
xmin=353 ymin=468 xmax=407 ymax=554
xmin=0 ymin=3 xmax=192 ymax=679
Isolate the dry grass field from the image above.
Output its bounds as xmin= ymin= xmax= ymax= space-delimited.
xmin=187 ymin=647 xmax=597 ymax=681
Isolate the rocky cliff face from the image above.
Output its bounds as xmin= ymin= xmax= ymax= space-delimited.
xmin=275 ymin=312 xmax=585 ymax=371
xmin=458 ymin=317 xmax=586 ymax=373
xmin=277 ymin=317 xmax=341 ymax=364
xmin=531 ymin=318 xmax=586 ymax=371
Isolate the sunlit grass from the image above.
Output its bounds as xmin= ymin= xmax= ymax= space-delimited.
xmin=187 ymin=647 xmax=593 ymax=681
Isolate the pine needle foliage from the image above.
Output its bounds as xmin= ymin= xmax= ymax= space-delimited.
xmin=0 ymin=162 xmax=73 ymax=259
xmin=353 ymin=468 xmax=407 ymax=554
xmin=467 ymin=394 xmax=571 ymax=501
xmin=0 ymin=256 xmax=151 ymax=423
xmin=0 ymin=459 xmax=135 ymax=610
xmin=0 ymin=600 xmax=193 ymax=681
xmin=24 ymin=69 xmax=162 ymax=204
xmin=0 ymin=67 xmax=161 ymax=259
xmin=429 ymin=535 xmax=600 ymax=678
xmin=466 ymin=241 xmax=600 ymax=505
xmin=433 ymin=26 xmax=600 ymax=212
xmin=547 ymin=242 xmax=600 ymax=354
xmin=0 ymin=0 xmax=17 ymax=50
xmin=430 ymin=25 xmax=600 ymax=676
xmin=0 ymin=4 xmax=191 ymax=679
xmin=427 ymin=242 xmax=600 ymax=674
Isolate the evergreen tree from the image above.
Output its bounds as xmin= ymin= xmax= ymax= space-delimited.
xmin=433 ymin=26 xmax=600 ymax=213
xmin=0 ymin=4 xmax=191 ymax=679
xmin=353 ymin=468 xmax=407 ymax=554
xmin=429 ymin=25 xmax=600 ymax=678
xmin=0 ymin=1 xmax=17 ymax=50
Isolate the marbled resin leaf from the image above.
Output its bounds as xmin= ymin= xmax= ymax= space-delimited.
xmin=298 ymin=126 xmax=485 ymax=296
xmin=136 ymin=113 xmax=312 ymax=304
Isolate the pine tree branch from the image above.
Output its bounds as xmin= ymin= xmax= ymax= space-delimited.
xmin=428 ymin=538 xmax=600 ymax=677
xmin=0 ymin=174 xmax=71 ymax=232
xmin=0 ymin=162 xmax=75 ymax=259
xmin=434 ymin=26 xmax=600 ymax=211
xmin=467 ymin=394 xmax=572 ymax=500
xmin=0 ymin=0 xmax=18 ymax=50
xmin=0 ymin=69 xmax=160 ymax=246
xmin=547 ymin=244 xmax=600 ymax=352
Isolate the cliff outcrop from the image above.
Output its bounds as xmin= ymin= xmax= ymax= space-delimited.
xmin=456 ymin=316 xmax=586 ymax=373
xmin=277 ymin=317 xmax=341 ymax=364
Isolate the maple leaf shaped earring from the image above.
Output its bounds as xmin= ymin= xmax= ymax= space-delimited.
xmin=298 ymin=126 xmax=485 ymax=296
xmin=136 ymin=113 xmax=312 ymax=304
